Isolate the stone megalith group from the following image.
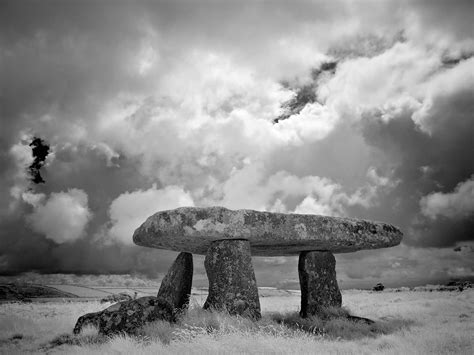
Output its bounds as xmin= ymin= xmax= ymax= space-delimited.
xmin=133 ymin=206 xmax=402 ymax=321
xmin=74 ymin=206 xmax=402 ymax=335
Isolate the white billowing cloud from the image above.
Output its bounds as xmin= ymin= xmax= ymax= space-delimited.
xmin=217 ymin=163 xmax=346 ymax=213
xmin=319 ymin=42 xmax=440 ymax=122
xmin=95 ymin=52 xmax=344 ymax=189
xmin=275 ymin=103 xmax=339 ymax=145
xmin=91 ymin=142 xmax=119 ymax=167
xmin=294 ymin=196 xmax=336 ymax=216
xmin=344 ymin=167 xmax=399 ymax=209
xmin=21 ymin=191 xmax=46 ymax=208
xmin=9 ymin=138 xmax=33 ymax=173
xmin=136 ymin=41 xmax=160 ymax=76
xmin=318 ymin=40 xmax=474 ymax=141
xmin=8 ymin=138 xmax=34 ymax=211
xmin=420 ymin=177 xmax=474 ymax=219
xmin=216 ymin=163 xmax=393 ymax=216
xmin=293 ymin=167 xmax=398 ymax=215
xmin=108 ymin=185 xmax=194 ymax=245
xmin=27 ymin=189 xmax=92 ymax=243
xmin=95 ymin=54 xmax=286 ymax=175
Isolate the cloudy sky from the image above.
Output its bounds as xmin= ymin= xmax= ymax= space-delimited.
xmin=1 ymin=0 xmax=473 ymax=288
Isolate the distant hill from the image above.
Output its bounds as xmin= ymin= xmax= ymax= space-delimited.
xmin=0 ymin=283 xmax=77 ymax=301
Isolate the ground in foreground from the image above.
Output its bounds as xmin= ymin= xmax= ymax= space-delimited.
xmin=0 ymin=289 xmax=473 ymax=354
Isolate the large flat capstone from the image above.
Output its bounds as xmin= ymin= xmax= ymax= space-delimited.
xmin=133 ymin=207 xmax=402 ymax=256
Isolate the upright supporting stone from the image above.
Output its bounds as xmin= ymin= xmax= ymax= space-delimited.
xmin=153 ymin=252 xmax=193 ymax=319
xmin=73 ymin=253 xmax=194 ymax=335
xmin=299 ymin=251 xmax=342 ymax=318
xmin=203 ymin=239 xmax=261 ymax=319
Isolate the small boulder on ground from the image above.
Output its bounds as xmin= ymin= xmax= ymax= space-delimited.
xmin=74 ymin=296 xmax=155 ymax=335
xmin=74 ymin=252 xmax=193 ymax=336
xmin=373 ymin=283 xmax=385 ymax=292
xmin=73 ymin=296 xmax=176 ymax=336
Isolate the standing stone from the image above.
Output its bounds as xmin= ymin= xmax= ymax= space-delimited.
xmin=73 ymin=253 xmax=194 ymax=336
xmin=203 ymin=239 xmax=261 ymax=319
xmin=299 ymin=251 xmax=342 ymax=318
xmin=157 ymin=252 xmax=193 ymax=310
xmin=153 ymin=252 xmax=193 ymax=321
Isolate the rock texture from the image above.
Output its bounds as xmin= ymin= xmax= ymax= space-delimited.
xmin=203 ymin=239 xmax=261 ymax=319
xmin=73 ymin=296 xmax=164 ymax=335
xmin=133 ymin=207 xmax=403 ymax=256
xmin=373 ymin=283 xmax=385 ymax=292
xmin=299 ymin=251 xmax=342 ymax=317
xmin=156 ymin=252 xmax=193 ymax=311
xmin=100 ymin=292 xmax=133 ymax=304
xmin=73 ymin=253 xmax=193 ymax=336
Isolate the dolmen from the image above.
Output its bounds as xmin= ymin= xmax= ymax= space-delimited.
xmin=133 ymin=207 xmax=402 ymax=320
xmin=73 ymin=206 xmax=402 ymax=335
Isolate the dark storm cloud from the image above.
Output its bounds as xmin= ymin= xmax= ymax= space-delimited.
xmin=359 ymin=63 xmax=474 ymax=247
xmin=408 ymin=0 xmax=474 ymax=41
xmin=0 ymin=218 xmax=178 ymax=277
xmin=0 ymin=0 xmax=157 ymax=157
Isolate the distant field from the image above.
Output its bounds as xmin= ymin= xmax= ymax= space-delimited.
xmin=0 ymin=289 xmax=472 ymax=354
xmin=46 ymin=285 xmax=113 ymax=298
xmin=46 ymin=285 xmax=160 ymax=298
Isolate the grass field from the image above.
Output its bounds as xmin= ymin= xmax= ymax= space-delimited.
xmin=0 ymin=289 xmax=472 ymax=354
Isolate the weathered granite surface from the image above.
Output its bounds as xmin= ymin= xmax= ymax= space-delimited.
xmin=299 ymin=251 xmax=342 ymax=317
xmin=203 ymin=239 xmax=261 ymax=319
xmin=133 ymin=207 xmax=403 ymax=256
xmin=73 ymin=253 xmax=193 ymax=336
xmin=156 ymin=252 xmax=193 ymax=311
xmin=73 ymin=296 xmax=160 ymax=335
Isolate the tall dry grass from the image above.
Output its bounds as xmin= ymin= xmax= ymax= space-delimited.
xmin=0 ymin=289 xmax=473 ymax=354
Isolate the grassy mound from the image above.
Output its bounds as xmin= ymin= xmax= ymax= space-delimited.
xmin=139 ymin=304 xmax=412 ymax=344
xmin=0 ymin=283 xmax=76 ymax=301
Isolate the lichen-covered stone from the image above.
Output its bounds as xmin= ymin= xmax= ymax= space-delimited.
xmin=156 ymin=252 xmax=193 ymax=311
xmin=203 ymin=239 xmax=261 ymax=319
xmin=73 ymin=296 xmax=163 ymax=335
xmin=133 ymin=207 xmax=403 ymax=256
xmin=149 ymin=298 xmax=177 ymax=323
xmin=299 ymin=251 xmax=342 ymax=318
xmin=73 ymin=253 xmax=193 ymax=336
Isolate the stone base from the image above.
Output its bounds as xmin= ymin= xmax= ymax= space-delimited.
xmin=299 ymin=251 xmax=342 ymax=318
xmin=203 ymin=239 xmax=261 ymax=319
xmin=156 ymin=252 xmax=193 ymax=312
